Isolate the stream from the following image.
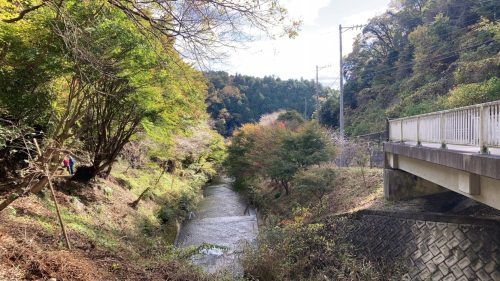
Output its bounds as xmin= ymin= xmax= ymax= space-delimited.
xmin=175 ymin=177 xmax=258 ymax=276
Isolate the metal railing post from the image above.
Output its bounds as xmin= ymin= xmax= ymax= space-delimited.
xmin=440 ymin=113 xmax=446 ymax=149
xmin=400 ymin=120 xmax=403 ymax=143
xmin=417 ymin=117 xmax=421 ymax=146
xmin=479 ymin=105 xmax=486 ymax=153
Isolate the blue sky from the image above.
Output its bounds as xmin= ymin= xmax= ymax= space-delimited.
xmin=217 ymin=0 xmax=391 ymax=87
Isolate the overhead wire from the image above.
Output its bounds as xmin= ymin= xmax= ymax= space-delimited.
xmin=351 ymin=38 xmax=498 ymax=80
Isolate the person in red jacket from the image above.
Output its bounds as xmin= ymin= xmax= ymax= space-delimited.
xmin=63 ymin=158 xmax=70 ymax=174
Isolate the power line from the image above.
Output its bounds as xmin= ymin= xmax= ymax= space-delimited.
xmin=360 ymin=11 xmax=496 ymax=58
xmin=347 ymin=38 xmax=497 ymax=80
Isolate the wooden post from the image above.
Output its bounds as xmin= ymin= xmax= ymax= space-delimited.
xmin=45 ymin=164 xmax=71 ymax=250
xmin=35 ymin=139 xmax=71 ymax=249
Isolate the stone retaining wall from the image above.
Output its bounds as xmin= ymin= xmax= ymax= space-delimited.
xmin=339 ymin=210 xmax=500 ymax=281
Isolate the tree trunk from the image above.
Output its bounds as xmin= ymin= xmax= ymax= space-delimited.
xmin=0 ymin=177 xmax=48 ymax=212
xmin=281 ymin=180 xmax=290 ymax=195
xmin=103 ymin=163 xmax=113 ymax=179
xmin=130 ymin=186 xmax=150 ymax=209
xmin=130 ymin=167 xmax=166 ymax=209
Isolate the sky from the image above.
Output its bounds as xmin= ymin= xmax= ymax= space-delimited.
xmin=214 ymin=0 xmax=392 ymax=88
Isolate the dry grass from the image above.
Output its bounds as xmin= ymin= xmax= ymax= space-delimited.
xmin=242 ymin=167 xmax=403 ymax=281
xmin=252 ymin=166 xmax=385 ymax=221
xmin=327 ymin=167 xmax=384 ymax=214
xmin=0 ymin=170 xmax=210 ymax=281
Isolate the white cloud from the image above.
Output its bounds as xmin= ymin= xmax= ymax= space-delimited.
xmin=283 ymin=0 xmax=331 ymax=25
xmin=213 ymin=0 xmax=391 ymax=88
xmin=341 ymin=7 xmax=387 ymax=26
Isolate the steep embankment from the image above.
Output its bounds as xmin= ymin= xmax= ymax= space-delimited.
xmin=340 ymin=0 xmax=499 ymax=135
xmin=0 ymin=162 xmax=210 ymax=281
xmin=253 ymin=167 xmax=385 ymax=221
xmin=242 ymin=166 xmax=500 ymax=280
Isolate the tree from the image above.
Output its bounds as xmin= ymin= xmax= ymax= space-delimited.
xmin=1 ymin=0 xmax=300 ymax=65
xmin=225 ymin=120 xmax=334 ymax=195
xmin=267 ymin=124 xmax=333 ymax=194
xmin=0 ymin=0 xmax=231 ymax=208
xmin=337 ymin=0 xmax=499 ymax=135
xmin=318 ymin=95 xmax=340 ymax=128
xmin=292 ymin=166 xmax=336 ymax=200
xmin=277 ymin=110 xmax=304 ymax=129
xmin=205 ymin=72 xmax=328 ymax=136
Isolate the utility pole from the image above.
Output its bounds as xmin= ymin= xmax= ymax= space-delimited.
xmin=304 ymin=97 xmax=307 ymax=120
xmin=339 ymin=23 xmax=363 ymax=166
xmin=339 ymin=25 xmax=344 ymax=139
xmin=316 ymin=65 xmax=320 ymax=123
xmin=315 ymin=64 xmax=332 ymax=123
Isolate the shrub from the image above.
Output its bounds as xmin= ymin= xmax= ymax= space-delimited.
xmin=226 ymin=121 xmax=335 ymax=195
xmin=292 ymin=166 xmax=336 ymax=199
xmin=277 ymin=110 xmax=304 ymax=129
xmin=157 ymin=206 xmax=175 ymax=225
xmin=446 ymin=77 xmax=500 ymax=108
xmin=102 ymin=186 xmax=113 ymax=197
xmin=243 ymin=216 xmax=404 ymax=281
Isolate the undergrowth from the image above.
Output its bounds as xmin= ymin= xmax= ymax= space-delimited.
xmin=0 ymin=159 xmax=215 ymax=280
xmin=240 ymin=166 xmax=403 ymax=280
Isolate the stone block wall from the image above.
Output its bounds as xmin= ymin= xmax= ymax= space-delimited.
xmin=339 ymin=210 xmax=500 ymax=281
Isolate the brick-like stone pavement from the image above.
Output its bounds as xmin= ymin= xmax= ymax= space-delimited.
xmin=337 ymin=211 xmax=500 ymax=281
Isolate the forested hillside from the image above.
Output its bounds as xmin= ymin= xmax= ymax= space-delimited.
xmin=0 ymin=0 xmax=293 ymax=279
xmin=340 ymin=0 xmax=499 ymax=135
xmin=205 ymin=71 xmax=333 ymax=136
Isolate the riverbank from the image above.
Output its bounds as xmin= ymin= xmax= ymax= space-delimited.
xmin=0 ymin=161 xmax=212 ymax=280
xmin=240 ymin=167 xmax=405 ymax=280
xmin=248 ymin=167 xmax=385 ymax=221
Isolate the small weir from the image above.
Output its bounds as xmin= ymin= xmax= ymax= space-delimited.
xmin=175 ymin=177 xmax=258 ymax=275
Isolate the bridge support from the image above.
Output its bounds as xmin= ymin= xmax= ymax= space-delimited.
xmin=384 ymin=143 xmax=500 ymax=210
xmin=383 ymin=168 xmax=447 ymax=201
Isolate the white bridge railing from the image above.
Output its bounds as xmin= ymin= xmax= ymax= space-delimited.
xmin=388 ymin=100 xmax=500 ymax=150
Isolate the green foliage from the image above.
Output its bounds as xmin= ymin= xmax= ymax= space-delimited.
xmin=277 ymin=110 xmax=304 ymax=125
xmin=445 ymin=77 xmax=500 ymax=108
xmin=0 ymin=2 xmax=63 ymax=125
xmin=318 ymin=93 xmax=340 ymax=128
xmin=205 ymin=71 xmax=332 ymax=136
xmin=102 ymin=186 xmax=113 ymax=197
xmin=267 ymin=123 xmax=333 ymax=185
xmin=225 ymin=119 xmax=334 ymax=194
xmin=292 ymin=166 xmax=336 ymax=199
xmin=340 ymin=0 xmax=500 ymax=135
xmin=0 ymin=0 xmax=221 ymax=185
xmin=243 ymin=214 xmax=403 ymax=280
xmin=157 ymin=205 xmax=175 ymax=225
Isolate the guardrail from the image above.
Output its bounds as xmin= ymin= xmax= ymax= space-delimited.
xmin=388 ymin=100 xmax=500 ymax=151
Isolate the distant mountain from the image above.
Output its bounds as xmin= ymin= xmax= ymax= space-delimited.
xmin=205 ymin=71 xmax=332 ymax=136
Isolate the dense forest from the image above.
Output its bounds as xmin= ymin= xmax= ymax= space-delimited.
xmin=205 ymin=71 xmax=334 ymax=136
xmin=340 ymin=0 xmax=500 ymax=135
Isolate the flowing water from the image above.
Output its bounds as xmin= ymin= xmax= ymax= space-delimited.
xmin=175 ymin=177 xmax=258 ymax=276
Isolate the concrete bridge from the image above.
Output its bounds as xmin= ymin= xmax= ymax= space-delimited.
xmin=384 ymin=100 xmax=500 ymax=210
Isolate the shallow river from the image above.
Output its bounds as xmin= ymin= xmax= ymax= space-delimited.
xmin=175 ymin=177 xmax=258 ymax=275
